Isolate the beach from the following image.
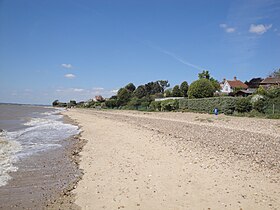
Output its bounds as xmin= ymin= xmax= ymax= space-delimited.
xmin=64 ymin=109 xmax=280 ymax=210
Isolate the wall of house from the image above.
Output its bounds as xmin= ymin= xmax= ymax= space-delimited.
xmin=221 ymin=81 xmax=232 ymax=93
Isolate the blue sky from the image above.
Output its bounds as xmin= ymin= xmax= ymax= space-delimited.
xmin=0 ymin=0 xmax=279 ymax=104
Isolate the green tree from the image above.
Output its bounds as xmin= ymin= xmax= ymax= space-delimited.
xmin=198 ymin=70 xmax=220 ymax=92
xmin=256 ymin=86 xmax=267 ymax=95
xmin=172 ymin=85 xmax=181 ymax=97
xmin=117 ymin=88 xmax=131 ymax=105
xmin=180 ymin=81 xmax=189 ymax=97
xmin=125 ymin=83 xmax=136 ymax=92
xmin=164 ymin=89 xmax=172 ymax=97
xmin=198 ymin=70 xmax=210 ymax=80
xmin=134 ymin=85 xmax=147 ymax=98
xmin=188 ymin=79 xmax=215 ymax=98
xmin=52 ymin=100 xmax=59 ymax=107
xmin=158 ymin=80 xmax=170 ymax=93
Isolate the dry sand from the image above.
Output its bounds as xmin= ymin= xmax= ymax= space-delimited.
xmin=64 ymin=109 xmax=280 ymax=210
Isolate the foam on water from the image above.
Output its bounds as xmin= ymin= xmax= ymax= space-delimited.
xmin=0 ymin=131 xmax=22 ymax=187
xmin=0 ymin=107 xmax=79 ymax=187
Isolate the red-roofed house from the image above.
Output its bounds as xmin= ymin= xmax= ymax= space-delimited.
xmin=221 ymin=77 xmax=248 ymax=94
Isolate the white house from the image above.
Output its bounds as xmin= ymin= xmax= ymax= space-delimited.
xmin=221 ymin=77 xmax=248 ymax=93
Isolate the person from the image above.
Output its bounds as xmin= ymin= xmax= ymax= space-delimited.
xmin=214 ymin=107 xmax=218 ymax=115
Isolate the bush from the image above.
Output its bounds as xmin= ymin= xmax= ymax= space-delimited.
xmin=105 ymin=99 xmax=118 ymax=108
xmin=179 ymin=97 xmax=238 ymax=114
xmin=161 ymin=99 xmax=179 ymax=111
xmin=188 ymin=79 xmax=215 ymax=98
xmin=149 ymin=101 xmax=161 ymax=111
xmin=266 ymin=87 xmax=280 ymax=99
xmin=235 ymin=98 xmax=252 ymax=113
xmin=252 ymin=98 xmax=267 ymax=113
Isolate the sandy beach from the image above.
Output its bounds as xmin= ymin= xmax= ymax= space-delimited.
xmin=64 ymin=109 xmax=280 ymax=210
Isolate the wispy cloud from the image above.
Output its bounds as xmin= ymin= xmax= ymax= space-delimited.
xmin=160 ymin=49 xmax=203 ymax=70
xmin=64 ymin=73 xmax=76 ymax=79
xmin=144 ymin=41 xmax=204 ymax=71
xmin=73 ymin=88 xmax=84 ymax=92
xmin=249 ymin=24 xmax=272 ymax=35
xmin=61 ymin=63 xmax=73 ymax=69
xmin=92 ymin=87 xmax=104 ymax=91
xmin=220 ymin=23 xmax=236 ymax=33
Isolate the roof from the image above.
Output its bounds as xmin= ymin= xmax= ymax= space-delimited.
xmin=227 ymin=80 xmax=248 ymax=89
xmin=245 ymin=77 xmax=263 ymax=88
xmin=236 ymin=90 xmax=255 ymax=94
xmin=260 ymin=77 xmax=280 ymax=84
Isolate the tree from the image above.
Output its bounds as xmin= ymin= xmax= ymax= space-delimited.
xmin=52 ymin=100 xmax=59 ymax=107
xmin=125 ymin=83 xmax=136 ymax=92
xmin=158 ymin=80 xmax=170 ymax=93
xmin=164 ymin=89 xmax=172 ymax=97
xmin=134 ymin=85 xmax=147 ymax=98
xmin=198 ymin=70 xmax=220 ymax=92
xmin=117 ymin=88 xmax=131 ymax=105
xmin=210 ymin=78 xmax=221 ymax=92
xmin=180 ymin=81 xmax=189 ymax=97
xmin=198 ymin=70 xmax=210 ymax=80
xmin=188 ymin=79 xmax=215 ymax=98
xmin=172 ymin=85 xmax=181 ymax=97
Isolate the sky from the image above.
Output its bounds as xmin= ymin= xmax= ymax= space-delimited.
xmin=0 ymin=0 xmax=279 ymax=105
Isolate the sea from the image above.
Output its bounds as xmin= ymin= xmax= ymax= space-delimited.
xmin=0 ymin=104 xmax=79 ymax=187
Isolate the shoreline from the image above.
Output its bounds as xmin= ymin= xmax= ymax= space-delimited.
xmin=64 ymin=108 xmax=280 ymax=209
xmin=0 ymin=113 xmax=85 ymax=210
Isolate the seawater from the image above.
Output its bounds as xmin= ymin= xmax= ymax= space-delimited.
xmin=0 ymin=104 xmax=79 ymax=187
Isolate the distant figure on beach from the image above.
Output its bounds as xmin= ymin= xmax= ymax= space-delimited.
xmin=214 ymin=108 xmax=219 ymax=115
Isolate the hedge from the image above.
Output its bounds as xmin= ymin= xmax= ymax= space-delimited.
xmin=179 ymin=97 xmax=239 ymax=113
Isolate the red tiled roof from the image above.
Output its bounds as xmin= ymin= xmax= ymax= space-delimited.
xmin=227 ymin=80 xmax=248 ymax=88
xmin=260 ymin=77 xmax=280 ymax=84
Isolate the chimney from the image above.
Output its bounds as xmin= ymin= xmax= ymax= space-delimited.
xmin=223 ymin=78 xmax=226 ymax=83
xmin=234 ymin=76 xmax=237 ymax=81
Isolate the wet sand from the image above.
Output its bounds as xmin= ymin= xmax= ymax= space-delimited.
xmin=0 ymin=115 xmax=84 ymax=210
xmin=65 ymin=109 xmax=280 ymax=210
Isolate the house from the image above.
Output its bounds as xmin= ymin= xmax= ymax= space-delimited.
xmin=260 ymin=77 xmax=280 ymax=88
xmin=221 ymin=77 xmax=248 ymax=94
xmin=245 ymin=78 xmax=263 ymax=89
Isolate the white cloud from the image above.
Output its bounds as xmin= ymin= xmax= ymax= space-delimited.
xmin=61 ymin=64 xmax=73 ymax=69
xmin=219 ymin=23 xmax=227 ymax=28
xmin=220 ymin=23 xmax=236 ymax=33
xmin=92 ymin=87 xmax=104 ymax=91
xmin=110 ymin=89 xmax=118 ymax=94
xmin=226 ymin=27 xmax=236 ymax=33
xmin=73 ymin=88 xmax=84 ymax=92
xmin=64 ymin=74 xmax=76 ymax=79
xmin=249 ymin=24 xmax=272 ymax=35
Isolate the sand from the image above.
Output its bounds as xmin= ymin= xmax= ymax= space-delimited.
xmin=64 ymin=109 xmax=280 ymax=210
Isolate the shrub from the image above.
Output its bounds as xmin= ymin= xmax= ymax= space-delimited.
xmin=252 ymin=99 xmax=267 ymax=113
xmin=222 ymin=99 xmax=236 ymax=115
xmin=266 ymin=87 xmax=280 ymax=99
xmin=161 ymin=99 xmax=179 ymax=111
xmin=188 ymin=79 xmax=215 ymax=98
xmin=149 ymin=101 xmax=161 ymax=111
xmin=105 ymin=99 xmax=118 ymax=108
xmin=179 ymin=97 xmax=238 ymax=114
xmin=235 ymin=98 xmax=252 ymax=113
